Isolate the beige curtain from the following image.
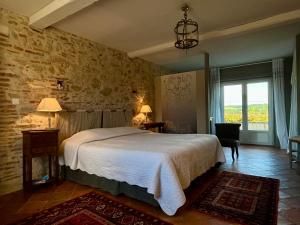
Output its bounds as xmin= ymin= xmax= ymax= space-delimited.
xmin=102 ymin=110 xmax=132 ymax=128
xmin=56 ymin=111 xmax=102 ymax=142
xmin=56 ymin=110 xmax=133 ymax=142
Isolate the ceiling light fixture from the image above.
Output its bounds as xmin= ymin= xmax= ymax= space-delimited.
xmin=174 ymin=4 xmax=199 ymax=50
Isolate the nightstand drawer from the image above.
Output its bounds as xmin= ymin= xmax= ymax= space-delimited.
xmin=30 ymin=132 xmax=57 ymax=148
xmin=31 ymin=146 xmax=57 ymax=155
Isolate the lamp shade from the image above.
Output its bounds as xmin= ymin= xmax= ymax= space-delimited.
xmin=140 ymin=105 xmax=152 ymax=113
xmin=37 ymin=98 xmax=62 ymax=112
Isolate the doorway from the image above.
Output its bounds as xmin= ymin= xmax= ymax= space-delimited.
xmin=221 ymin=80 xmax=274 ymax=145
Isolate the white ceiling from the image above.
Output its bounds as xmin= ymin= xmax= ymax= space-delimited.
xmin=144 ymin=21 xmax=300 ymax=72
xmin=1 ymin=0 xmax=300 ymax=71
xmin=54 ymin=0 xmax=300 ymax=52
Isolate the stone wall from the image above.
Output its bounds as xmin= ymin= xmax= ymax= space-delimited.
xmin=0 ymin=8 xmax=168 ymax=195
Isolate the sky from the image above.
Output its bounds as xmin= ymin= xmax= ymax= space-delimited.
xmin=224 ymin=82 xmax=268 ymax=106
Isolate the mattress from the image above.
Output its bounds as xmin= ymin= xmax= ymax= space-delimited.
xmin=59 ymin=127 xmax=225 ymax=215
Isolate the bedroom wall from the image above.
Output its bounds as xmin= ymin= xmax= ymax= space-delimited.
xmin=297 ymin=34 xmax=300 ymax=137
xmin=155 ymin=70 xmax=208 ymax=134
xmin=0 ymin=8 xmax=169 ymax=195
xmin=161 ymin=72 xmax=198 ymax=133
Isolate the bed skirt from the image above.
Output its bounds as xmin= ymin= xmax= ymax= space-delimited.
xmin=60 ymin=166 xmax=159 ymax=207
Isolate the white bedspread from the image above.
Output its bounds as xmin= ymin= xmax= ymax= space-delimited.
xmin=59 ymin=127 xmax=225 ymax=216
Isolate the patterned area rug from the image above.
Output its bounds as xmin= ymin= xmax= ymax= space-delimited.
xmin=192 ymin=171 xmax=279 ymax=225
xmin=12 ymin=191 xmax=172 ymax=225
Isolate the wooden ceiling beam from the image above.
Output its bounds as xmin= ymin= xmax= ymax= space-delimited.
xmin=128 ymin=9 xmax=300 ymax=58
xmin=29 ymin=0 xmax=98 ymax=29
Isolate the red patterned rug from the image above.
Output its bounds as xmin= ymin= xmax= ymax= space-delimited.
xmin=12 ymin=191 xmax=172 ymax=225
xmin=192 ymin=171 xmax=279 ymax=225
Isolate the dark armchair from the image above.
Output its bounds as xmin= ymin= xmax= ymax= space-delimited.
xmin=215 ymin=123 xmax=241 ymax=160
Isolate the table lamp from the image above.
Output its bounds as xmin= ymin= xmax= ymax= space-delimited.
xmin=140 ymin=104 xmax=152 ymax=123
xmin=37 ymin=98 xmax=62 ymax=129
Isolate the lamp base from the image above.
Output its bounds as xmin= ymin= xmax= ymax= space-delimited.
xmin=48 ymin=112 xmax=51 ymax=129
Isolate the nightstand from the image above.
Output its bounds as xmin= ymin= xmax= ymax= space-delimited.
xmin=22 ymin=129 xmax=59 ymax=191
xmin=143 ymin=122 xmax=165 ymax=133
xmin=289 ymin=136 xmax=300 ymax=169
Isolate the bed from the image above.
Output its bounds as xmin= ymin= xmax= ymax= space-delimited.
xmin=58 ymin=124 xmax=225 ymax=216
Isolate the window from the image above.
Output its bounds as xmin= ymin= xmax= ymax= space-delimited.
xmin=247 ymin=82 xmax=269 ymax=131
xmin=222 ymin=80 xmax=271 ymax=131
xmin=223 ymin=84 xmax=243 ymax=128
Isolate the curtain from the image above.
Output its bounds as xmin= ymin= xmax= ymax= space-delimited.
xmin=56 ymin=111 xmax=102 ymax=143
xmin=272 ymin=58 xmax=289 ymax=149
xmin=289 ymin=50 xmax=298 ymax=151
xmin=102 ymin=110 xmax=131 ymax=128
xmin=209 ymin=68 xmax=222 ymax=134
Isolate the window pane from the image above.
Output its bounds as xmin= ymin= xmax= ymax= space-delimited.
xmin=247 ymin=82 xmax=268 ymax=131
xmin=224 ymin=84 xmax=243 ymax=127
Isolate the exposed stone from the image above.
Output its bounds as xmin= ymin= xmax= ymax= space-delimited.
xmin=0 ymin=7 xmax=170 ymax=195
xmin=100 ymin=87 xmax=112 ymax=96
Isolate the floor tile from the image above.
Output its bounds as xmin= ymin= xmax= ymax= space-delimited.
xmin=0 ymin=145 xmax=300 ymax=225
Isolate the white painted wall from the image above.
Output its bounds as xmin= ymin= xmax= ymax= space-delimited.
xmin=155 ymin=70 xmax=208 ymax=133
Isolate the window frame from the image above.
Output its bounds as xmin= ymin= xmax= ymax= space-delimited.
xmin=221 ymin=78 xmax=273 ymax=133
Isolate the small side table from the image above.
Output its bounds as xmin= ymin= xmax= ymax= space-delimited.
xmin=22 ymin=129 xmax=59 ymax=191
xmin=289 ymin=136 xmax=300 ymax=169
xmin=143 ymin=122 xmax=165 ymax=133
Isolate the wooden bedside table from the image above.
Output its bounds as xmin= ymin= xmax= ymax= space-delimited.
xmin=143 ymin=122 xmax=165 ymax=133
xmin=22 ymin=129 xmax=59 ymax=191
xmin=289 ymin=136 xmax=300 ymax=169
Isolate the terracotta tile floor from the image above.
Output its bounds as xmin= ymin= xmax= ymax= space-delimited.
xmin=1 ymin=145 xmax=300 ymax=225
